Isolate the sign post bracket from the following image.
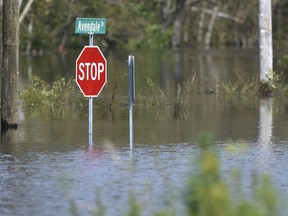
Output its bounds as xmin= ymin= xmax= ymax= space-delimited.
xmin=75 ymin=18 xmax=107 ymax=146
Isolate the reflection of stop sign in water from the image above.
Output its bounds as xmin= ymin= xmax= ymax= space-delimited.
xmin=76 ymin=46 xmax=107 ymax=97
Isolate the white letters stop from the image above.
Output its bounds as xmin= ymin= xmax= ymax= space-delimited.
xmin=78 ymin=62 xmax=104 ymax=81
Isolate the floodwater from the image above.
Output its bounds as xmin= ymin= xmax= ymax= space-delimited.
xmin=1 ymin=48 xmax=288 ymax=215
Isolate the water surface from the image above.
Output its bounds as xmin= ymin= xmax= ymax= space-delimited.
xmin=1 ymin=48 xmax=288 ymax=215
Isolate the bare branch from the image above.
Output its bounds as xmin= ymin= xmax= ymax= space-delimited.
xmin=191 ymin=6 xmax=242 ymax=23
xmin=19 ymin=0 xmax=34 ymax=25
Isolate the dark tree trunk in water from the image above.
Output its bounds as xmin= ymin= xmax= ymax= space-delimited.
xmin=2 ymin=0 xmax=19 ymax=132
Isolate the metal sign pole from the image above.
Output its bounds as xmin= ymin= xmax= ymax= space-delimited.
xmin=128 ymin=55 xmax=135 ymax=150
xmin=88 ymin=33 xmax=93 ymax=146
xmin=75 ymin=18 xmax=107 ymax=146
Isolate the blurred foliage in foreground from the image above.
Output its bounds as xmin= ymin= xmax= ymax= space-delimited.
xmin=183 ymin=134 xmax=278 ymax=216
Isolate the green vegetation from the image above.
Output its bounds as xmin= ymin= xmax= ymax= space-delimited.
xmin=17 ymin=71 xmax=287 ymax=119
xmin=216 ymin=76 xmax=258 ymax=96
xmin=215 ymin=65 xmax=288 ymax=97
xmin=19 ymin=73 xmax=126 ymax=118
xmin=174 ymin=74 xmax=196 ymax=118
xmin=19 ymin=76 xmax=85 ymax=118
xmin=18 ymin=48 xmax=288 ymax=119
xmin=68 ymin=134 xmax=279 ymax=216
xmin=14 ymin=0 xmax=288 ymax=52
xmin=128 ymin=24 xmax=173 ymax=49
xmin=185 ymin=134 xmax=278 ymax=216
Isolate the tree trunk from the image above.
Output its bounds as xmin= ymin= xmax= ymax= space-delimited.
xmin=197 ymin=1 xmax=207 ymax=45
xmin=59 ymin=0 xmax=75 ymax=54
xmin=204 ymin=1 xmax=220 ymax=49
xmin=172 ymin=0 xmax=186 ymax=48
xmin=160 ymin=0 xmax=173 ymax=29
xmin=26 ymin=18 xmax=33 ymax=55
xmin=259 ymin=0 xmax=273 ymax=81
xmin=2 ymin=0 xmax=19 ymax=132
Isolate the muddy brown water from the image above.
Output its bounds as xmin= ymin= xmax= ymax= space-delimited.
xmin=1 ymin=48 xmax=288 ymax=215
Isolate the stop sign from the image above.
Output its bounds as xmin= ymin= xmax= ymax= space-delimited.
xmin=76 ymin=46 xmax=107 ymax=97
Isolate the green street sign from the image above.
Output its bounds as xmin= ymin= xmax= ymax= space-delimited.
xmin=75 ymin=18 xmax=106 ymax=34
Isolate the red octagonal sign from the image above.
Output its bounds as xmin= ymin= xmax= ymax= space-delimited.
xmin=76 ymin=46 xmax=107 ymax=97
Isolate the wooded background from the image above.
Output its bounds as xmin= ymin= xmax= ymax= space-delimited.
xmin=1 ymin=0 xmax=287 ymax=52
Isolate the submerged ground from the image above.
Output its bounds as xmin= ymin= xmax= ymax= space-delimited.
xmin=1 ymin=48 xmax=288 ymax=215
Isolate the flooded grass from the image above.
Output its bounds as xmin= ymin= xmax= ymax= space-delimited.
xmin=19 ymin=76 xmax=86 ymax=118
xmin=18 ymin=73 xmax=264 ymax=119
xmin=12 ymin=49 xmax=288 ymax=215
xmin=174 ymin=74 xmax=196 ymax=118
xmin=215 ymin=76 xmax=259 ymax=96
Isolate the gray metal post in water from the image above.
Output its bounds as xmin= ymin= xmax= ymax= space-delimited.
xmin=128 ymin=55 xmax=135 ymax=150
xmin=88 ymin=33 xmax=93 ymax=145
xmin=88 ymin=96 xmax=93 ymax=145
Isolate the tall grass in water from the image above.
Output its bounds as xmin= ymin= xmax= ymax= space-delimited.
xmin=19 ymin=75 xmax=124 ymax=118
xmin=215 ymin=76 xmax=258 ymax=96
xmin=19 ymin=76 xmax=86 ymax=118
xmin=174 ymin=74 xmax=196 ymax=118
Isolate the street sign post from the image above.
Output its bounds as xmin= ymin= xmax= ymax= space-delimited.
xmin=76 ymin=46 xmax=107 ymax=97
xmin=75 ymin=17 xmax=107 ymax=146
xmin=128 ymin=55 xmax=135 ymax=150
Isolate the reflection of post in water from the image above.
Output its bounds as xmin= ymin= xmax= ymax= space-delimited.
xmin=173 ymin=50 xmax=195 ymax=118
xmin=197 ymin=51 xmax=205 ymax=93
xmin=258 ymin=98 xmax=273 ymax=145
xmin=197 ymin=50 xmax=215 ymax=94
xmin=159 ymin=52 xmax=170 ymax=97
xmin=27 ymin=55 xmax=33 ymax=82
xmin=83 ymin=145 xmax=104 ymax=161
xmin=197 ymin=50 xmax=220 ymax=94
xmin=1 ymin=130 xmax=17 ymax=149
xmin=173 ymin=49 xmax=184 ymax=88
xmin=173 ymin=49 xmax=184 ymax=118
xmin=257 ymin=98 xmax=273 ymax=170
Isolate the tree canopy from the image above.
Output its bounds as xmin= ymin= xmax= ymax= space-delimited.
xmin=11 ymin=0 xmax=288 ymax=51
